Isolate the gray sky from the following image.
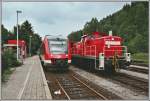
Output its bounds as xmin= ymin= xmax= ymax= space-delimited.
xmin=2 ymin=2 xmax=131 ymax=38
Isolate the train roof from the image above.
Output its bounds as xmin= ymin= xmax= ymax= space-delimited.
xmin=7 ymin=40 xmax=26 ymax=46
xmin=98 ymin=36 xmax=122 ymax=39
xmin=44 ymin=35 xmax=67 ymax=41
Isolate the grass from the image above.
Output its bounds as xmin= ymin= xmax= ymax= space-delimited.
xmin=2 ymin=62 xmax=22 ymax=82
xmin=132 ymin=53 xmax=149 ymax=64
xmin=2 ymin=68 xmax=15 ymax=82
xmin=2 ymin=49 xmax=23 ymax=82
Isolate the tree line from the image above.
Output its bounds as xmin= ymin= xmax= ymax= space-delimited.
xmin=68 ymin=2 xmax=148 ymax=54
xmin=1 ymin=20 xmax=42 ymax=55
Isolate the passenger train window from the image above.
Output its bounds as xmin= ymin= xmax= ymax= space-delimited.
xmin=48 ymin=39 xmax=68 ymax=54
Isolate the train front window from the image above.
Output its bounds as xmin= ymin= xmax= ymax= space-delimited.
xmin=48 ymin=39 xmax=68 ymax=54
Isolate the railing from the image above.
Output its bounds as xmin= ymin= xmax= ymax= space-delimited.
xmin=71 ymin=45 xmax=127 ymax=58
xmin=71 ymin=45 xmax=97 ymax=57
xmin=103 ymin=46 xmax=127 ymax=57
xmin=71 ymin=47 xmax=82 ymax=55
xmin=84 ymin=45 xmax=96 ymax=57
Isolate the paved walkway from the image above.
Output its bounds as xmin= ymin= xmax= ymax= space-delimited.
xmin=2 ymin=56 xmax=52 ymax=100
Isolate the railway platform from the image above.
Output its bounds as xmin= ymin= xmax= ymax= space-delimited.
xmin=2 ymin=56 xmax=52 ymax=100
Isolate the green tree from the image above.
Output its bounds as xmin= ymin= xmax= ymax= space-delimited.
xmin=83 ymin=18 xmax=99 ymax=34
xmin=68 ymin=1 xmax=148 ymax=53
xmin=68 ymin=30 xmax=83 ymax=42
xmin=2 ymin=20 xmax=42 ymax=55
xmin=30 ymin=33 xmax=42 ymax=54
xmin=1 ymin=25 xmax=12 ymax=44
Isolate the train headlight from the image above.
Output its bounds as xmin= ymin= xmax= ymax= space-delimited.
xmin=125 ymin=53 xmax=131 ymax=62
xmin=68 ymin=60 xmax=71 ymax=63
xmin=66 ymin=54 xmax=68 ymax=57
xmin=44 ymin=60 xmax=52 ymax=64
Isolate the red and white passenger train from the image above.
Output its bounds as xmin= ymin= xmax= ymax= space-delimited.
xmin=39 ymin=35 xmax=72 ymax=70
xmin=70 ymin=31 xmax=131 ymax=72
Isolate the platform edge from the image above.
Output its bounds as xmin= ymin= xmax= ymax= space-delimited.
xmin=39 ymin=57 xmax=52 ymax=99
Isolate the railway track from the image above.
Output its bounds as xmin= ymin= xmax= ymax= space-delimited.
xmin=44 ymin=70 xmax=122 ymax=100
xmin=110 ymin=73 xmax=148 ymax=95
xmin=73 ymin=65 xmax=148 ymax=96
xmin=127 ymin=67 xmax=148 ymax=74
xmin=56 ymin=74 xmax=107 ymax=100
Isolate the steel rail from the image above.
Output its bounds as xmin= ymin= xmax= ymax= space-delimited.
xmin=72 ymin=75 xmax=108 ymax=100
xmin=56 ymin=79 xmax=71 ymax=100
xmin=127 ymin=67 xmax=148 ymax=74
xmin=110 ymin=73 xmax=148 ymax=93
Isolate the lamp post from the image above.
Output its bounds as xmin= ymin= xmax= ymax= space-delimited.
xmin=29 ymin=35 xmax=32 ymax=56
xmin=16 ymin=10 xmax=22 ymax=61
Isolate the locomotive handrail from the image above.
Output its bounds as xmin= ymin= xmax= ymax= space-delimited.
xmin=103 ymin=46 xmax=127 ymax=51
xmin=71 ymin=47 xmax=78 ymax=55
xmin=85 ymin=46 xmax=90 ymax=56
xmin=84 ymin=45 xmax=96 ymax=57
xmin=71 ymin=47 xmax=75 ymax=55
xmin=103 ymin=46 xmax=127 ymax=57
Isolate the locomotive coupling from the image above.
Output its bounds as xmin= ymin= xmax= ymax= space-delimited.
xmin=112 ymin=52 xmax=120 ymax=72
xmin=68 ymin=60 xmax=72 ymax=63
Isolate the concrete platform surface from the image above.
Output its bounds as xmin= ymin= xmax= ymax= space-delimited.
xmin=2 ymin=56 xmax=52 ymax=100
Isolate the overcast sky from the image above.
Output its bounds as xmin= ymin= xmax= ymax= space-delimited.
xmin=2 ymin=2 xmax=131 ymax=38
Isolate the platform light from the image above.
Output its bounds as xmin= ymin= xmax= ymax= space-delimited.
xmin=16 ymin=10 xmax=22 ymax=61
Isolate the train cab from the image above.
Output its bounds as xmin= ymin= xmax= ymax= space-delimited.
xmin=39 ymin=35 xmax=71 ymax=70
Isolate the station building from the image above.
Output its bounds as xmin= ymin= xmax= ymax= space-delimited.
xmin=3 ymin=40 xmax=27 ymax=60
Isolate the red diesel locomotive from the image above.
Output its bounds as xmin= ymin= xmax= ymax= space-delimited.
xmin=71 ymin=31 xmax=131 ymax=72
xmin=39 ymin=35 xmax=72 ymax=70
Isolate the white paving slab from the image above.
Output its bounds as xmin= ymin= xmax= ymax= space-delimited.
xmin=2 ymin=56 xmax=52 ymax=100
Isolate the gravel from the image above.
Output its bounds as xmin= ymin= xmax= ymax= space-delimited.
xmin=119 ymin=69 xmax=148 ymax=80
xmin=70 ymin=66 xmax=148 ymax=100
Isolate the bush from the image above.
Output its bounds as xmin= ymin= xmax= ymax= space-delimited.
xmin=2 ymin=49 xmax=22 ymax=75
xmin=132 ymin=53 xmax=149 ymax=64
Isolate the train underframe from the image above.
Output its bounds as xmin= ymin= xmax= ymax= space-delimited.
xmin=72 ymin=55 xmax=130 ymax=73
xmin=41 ymin=58 xmax=69 ymax=71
